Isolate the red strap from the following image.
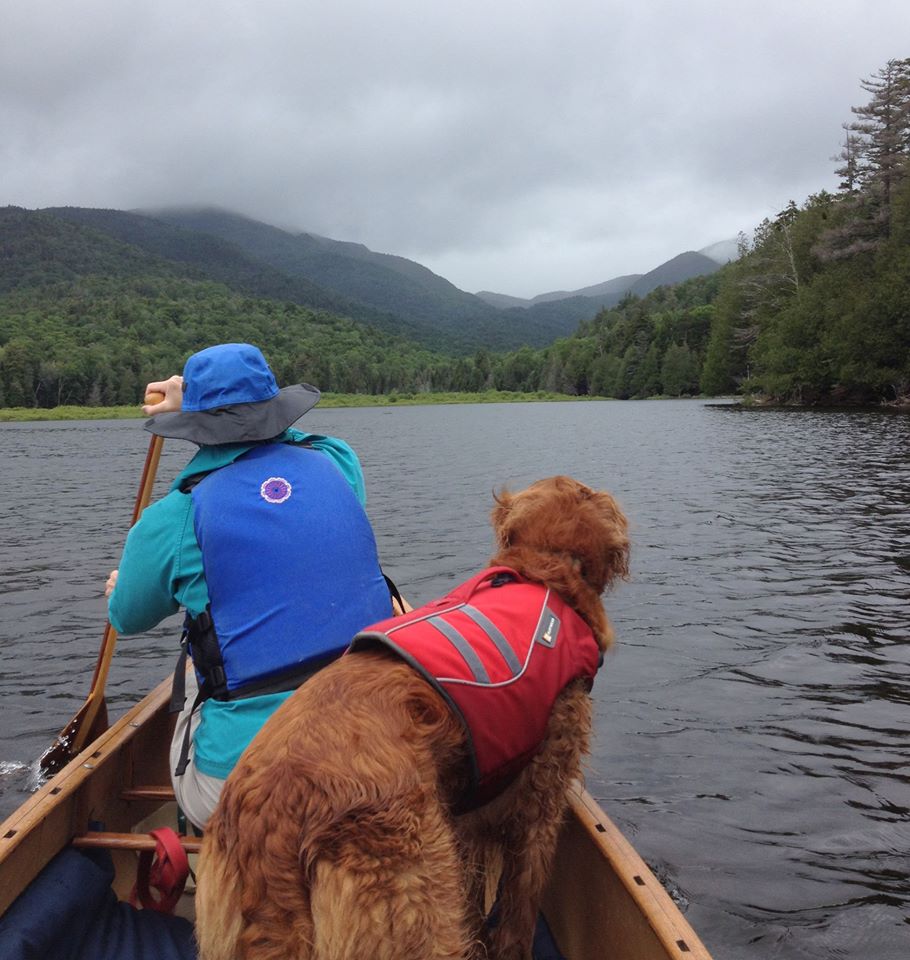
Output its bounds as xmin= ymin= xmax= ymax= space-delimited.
xmin=130 ymin=827 xmax=191 ymax=913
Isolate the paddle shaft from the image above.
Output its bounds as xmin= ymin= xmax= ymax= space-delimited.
xmin=39 ymin=409 xmax=165 ymax=774
xmin=77 ymin=433 xmax=164 ymax=725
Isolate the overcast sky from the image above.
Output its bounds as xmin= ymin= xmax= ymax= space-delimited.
xmin=2 ymin=1 xmax=908 ymax=297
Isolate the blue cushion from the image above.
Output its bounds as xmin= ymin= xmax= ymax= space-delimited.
xmin=0 ymin=847 xmax=195 ymax=960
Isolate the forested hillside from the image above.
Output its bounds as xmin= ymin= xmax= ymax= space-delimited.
xmin=487 ymin=57 xmax=910 ymax=404
xmin=144 ymin=207 xmax=519 ymax=348
xmin=6 ymin=205 xmax=646 ymax=355
xmin=703 ymin=58 xmax=910 ymax=404
xmin=45 ymin=206 xmax=422 ymax=343
xmin=0 ymin=271 xmax=480 ymax=407
xmin=489 ymin=274 xmax=721 ymax=396
xmin=150 ymin=208 xmax=721 ymax=346
xmin=0 ymin=209 xmax=538 ymax=404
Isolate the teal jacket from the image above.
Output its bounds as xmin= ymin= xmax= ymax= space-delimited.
xmin=108 ymin=428 xmax=368 ymax=778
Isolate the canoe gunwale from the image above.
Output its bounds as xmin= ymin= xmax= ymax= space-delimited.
xmin=547 ymin=786 xmax=713 ymax=959
xmin=0 ymin=677 xmax=175 ymax=915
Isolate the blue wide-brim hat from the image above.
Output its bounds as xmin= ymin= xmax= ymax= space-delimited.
xmin=145 ymin=343 xmax=321 ymax=445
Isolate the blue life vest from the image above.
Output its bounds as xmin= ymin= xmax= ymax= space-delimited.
xmin=188 ymin=442 xmax=392 ymax=700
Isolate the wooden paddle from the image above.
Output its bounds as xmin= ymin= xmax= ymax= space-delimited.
xmin=38 ymin=394 xmax=166 ymax=777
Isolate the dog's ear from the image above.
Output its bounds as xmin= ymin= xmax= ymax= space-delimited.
xmin=491 ymin=488 xmax=516 ymax=547
xmin=577 ymin=488 xmax=630 ymax=592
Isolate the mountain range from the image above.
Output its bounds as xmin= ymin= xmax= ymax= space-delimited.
xmin=475 ymin=247 xmax=731 ymax=311
xmin=7 ymin=205 xmax=732 ymax=353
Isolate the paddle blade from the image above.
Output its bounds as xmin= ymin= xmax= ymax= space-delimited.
xmin=38 ymin=691 xmax=109 ymax=777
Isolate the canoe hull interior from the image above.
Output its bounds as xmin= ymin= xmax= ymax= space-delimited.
xmin=0 ymin=679 xmax=712 ymax=960
xmin=0 ymin=678 xmax=176 ymax=915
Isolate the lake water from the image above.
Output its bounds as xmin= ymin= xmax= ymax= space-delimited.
xmin=1 ymin=399 xmax=908 ymax=959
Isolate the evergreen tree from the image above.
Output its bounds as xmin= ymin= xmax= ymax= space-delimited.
xmin=661 ymin=342 xmax=699 ymax=396
xmin=833 ymin=123 xmax=863 ymax=195
xmin=819 ymin=58 xmax=910 ymax=259
xmin=851 ymin=58 xmax=910 ymax=218
xmin=700 ymin=277 xmax=745 ymax=395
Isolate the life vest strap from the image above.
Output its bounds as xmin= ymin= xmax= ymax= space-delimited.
xmin=383 ymin=572 xmax=405 ymax=611
xmin=169 ymin=623 xmax=190 ymax=713
xmin=173 ymin=681 xmax=210 ymax=777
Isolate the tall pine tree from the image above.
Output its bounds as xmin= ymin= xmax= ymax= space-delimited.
xmin=819 ymin=58 xmax=910 ymax=259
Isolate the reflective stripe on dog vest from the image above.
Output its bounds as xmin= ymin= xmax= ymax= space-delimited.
xmin=351 ymin=566 xmax=601 ymax=810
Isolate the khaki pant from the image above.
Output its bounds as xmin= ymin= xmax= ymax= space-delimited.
xmin=169 ymin=667 xmax=225 ymax=832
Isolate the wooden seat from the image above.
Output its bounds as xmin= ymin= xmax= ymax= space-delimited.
xmin=71 ymin=832 xmax=203 ymax=854
xmin=120 ymin=786 xmax=176 ymax=802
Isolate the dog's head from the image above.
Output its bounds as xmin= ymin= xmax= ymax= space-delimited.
xmin=490 ymin=475 xmax=630 ymax=649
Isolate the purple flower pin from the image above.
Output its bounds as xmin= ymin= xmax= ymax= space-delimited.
xmin=260 ymin=476 xmax=292 ymax=504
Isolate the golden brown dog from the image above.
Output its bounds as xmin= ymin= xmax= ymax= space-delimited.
xmin=195 ymin=475 xmax=629 ymax=960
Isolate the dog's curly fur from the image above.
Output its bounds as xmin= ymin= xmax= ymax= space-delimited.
xmin=195 ymin=475 xmax=629 ymax=960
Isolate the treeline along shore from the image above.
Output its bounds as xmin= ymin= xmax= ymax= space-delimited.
xmin=0 ymin=391 xmax=616 ymax=422
xmin=1 ymin=57 xmax=908 ymax=411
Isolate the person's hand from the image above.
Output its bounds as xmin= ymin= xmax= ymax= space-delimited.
xmin=105 ymin=569 xmax=119 ymax=598
xmin=142 ymin=375 xmax=184 ymax=416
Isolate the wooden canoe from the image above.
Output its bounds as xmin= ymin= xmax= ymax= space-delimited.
xmin=0 ymin=677 xmax=712 ymax=959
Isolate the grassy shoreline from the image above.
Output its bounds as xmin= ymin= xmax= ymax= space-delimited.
xmin=0 ymin=391 xmax=614 ymax=422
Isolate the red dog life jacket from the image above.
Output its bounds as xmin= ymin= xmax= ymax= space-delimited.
xmin=350 ymin=566 xmax=602 ymax=810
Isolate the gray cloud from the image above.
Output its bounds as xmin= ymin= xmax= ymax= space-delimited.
xmin=2 ymin=0 xmax=908 ymax=296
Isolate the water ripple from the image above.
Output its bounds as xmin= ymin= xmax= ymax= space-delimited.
xmin=1 ymin=402 xmax=909 ymax=958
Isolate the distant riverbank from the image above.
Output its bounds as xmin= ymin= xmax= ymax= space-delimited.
xmin=0 ymin=390 xmax=615 ymax=422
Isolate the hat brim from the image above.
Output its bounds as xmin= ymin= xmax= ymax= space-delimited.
xmin=144 ymin=383 xmax=321 ymax=445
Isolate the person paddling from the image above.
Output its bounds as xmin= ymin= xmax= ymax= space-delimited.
xmin=105 ymin=343 xmax=394 ymax=830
